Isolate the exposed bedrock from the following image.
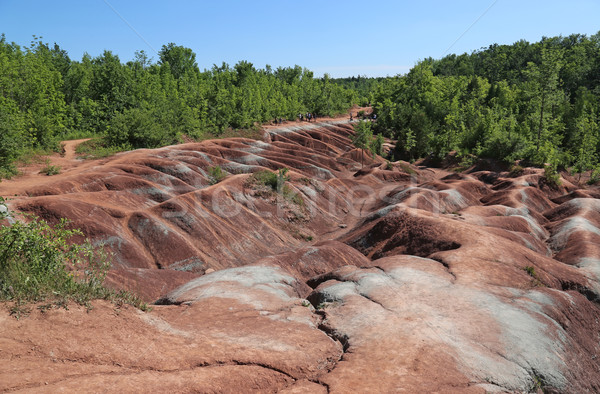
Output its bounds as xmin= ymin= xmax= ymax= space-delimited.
xmin=3 ymin=121 xmax=600 ymax=392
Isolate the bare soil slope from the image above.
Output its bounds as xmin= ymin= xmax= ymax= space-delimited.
xmin=2 ymin=119 xmax=600 ymax=392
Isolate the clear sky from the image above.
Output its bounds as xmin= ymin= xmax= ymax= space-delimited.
xmin=1 ymin=0 xmax=599 ymax=78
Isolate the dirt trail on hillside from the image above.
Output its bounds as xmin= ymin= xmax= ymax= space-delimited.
xmin=61 ymin=138 xmax=90 ymax=160
xmin=0 ymin=110 xmax=364 ymax=198
xmin=0 ymin=138 xmax=95 ymax=196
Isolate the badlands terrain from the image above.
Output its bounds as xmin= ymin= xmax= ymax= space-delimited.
xmin=2 ymin=118 xmax=600 ymax=392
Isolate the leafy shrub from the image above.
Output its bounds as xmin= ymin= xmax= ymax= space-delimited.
xmin=352 ymin=120 xmax=373 ymax=168
xmin=523 ymin=266 xmax=536 ymax=277
xmin=0 ymin=200 xmax=148 ymax=314
xmin=249 ymin=168 xmax=290 ymax=192
xmin=276 ymin=168 xmax=290 ymax=193
xmin=588 ymin=167 xmax=600 ymax=185
xmin=399 ymin=162 xmax=417 ymax=175
xmin=39 ymin=160 xmax=61 ymax=176
xmin=208 ymin=165 xmax=227 ymax=185
xmin=250 ymin=170 xmax=279 ymax=190
xmin=247 ymin=168 xmax=303 ymax=206
xmin=508 ymin=164 xmax=524 ymax=177
xmin=543 ymin=163 xmax=561 ymax=188
xmin=523 ymin=265 xmax=545 ymax=287
xmin=453 ymin=154 xmax=476 ymax=173
xmin=107 ymin=107 xmax=169 ymax=149
xmin=371 ymin=134 xmax=385 ymax=157
xmin=282 ymin=184 xmax=305 ymax=207
xmin=75 ymin=138 xmax=123 ymax=159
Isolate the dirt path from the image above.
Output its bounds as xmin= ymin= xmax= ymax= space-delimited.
xmin=0 ymin=109 xmax=368 ymax=199
xmin=0 ymin=138 xmax=95 ymax=198
xmin=61 ymin=138 xmax=91 ymax=160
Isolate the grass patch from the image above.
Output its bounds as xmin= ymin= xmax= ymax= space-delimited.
xmin=508 ymin=164 xmax=524 ymax=177
xmin=588 ymin=167 xmax=600 ymax=185
xmin=298 ymin=177 xmax=314 ymax=186
xmin=75 ymin=137 xmax=124 ymax=159
xmin=543 ymin=163 xmax=561 ymax=189
xmin=208 ymin=165 xmax=227 ymax=185
xmin=246 ymin=168 xmax=305 ymax=208
xmin=398 ymin=162 xmax=417 ymax=175
xmin=248 ymin=170 xmax=279 ymax=191
xmin=523 ymin=265 xmax=545 ymax=288
xmin=0 ymin=199 xmax=148 ymax=318
xmin=0 ymin=164 xmax=18 ymax=180
xmin=248 ymin=168 xmax=289 ymax=192
xmin=58 ymin=130 xmax=96 ymax=141
xmin=524 ymin=266 xmax=536 ymax=277
xmin=453 ymin=154 xmax=476 ymax=173
xmin=298 ymin=177 xmax=324 ymax=193
xmin=283 ymin=184 xmax=305 ymax=207
xmin=39 ymin=159 xmax=61 ymax=176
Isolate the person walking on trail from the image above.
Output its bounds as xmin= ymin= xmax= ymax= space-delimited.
xmin=299 ymin=113 xmax=303 ymax=122
xmin=349 ymin=112 xmax=353 ymax=122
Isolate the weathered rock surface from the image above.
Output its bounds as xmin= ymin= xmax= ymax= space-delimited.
xmin=2 ymin=120 xmax=600 ymax=392
xmin=1 ymin=265 xmax=341 ymax=392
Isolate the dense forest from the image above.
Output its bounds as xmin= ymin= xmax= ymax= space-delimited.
xmin=0 ymin=35 xmax=354 ymax=177
xmin=2 ymin=32 xmax=600 ymax=180
xmin=371 ymin=32 xmax=600 ymax=178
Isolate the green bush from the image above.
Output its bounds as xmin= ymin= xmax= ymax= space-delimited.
xmin=247 ymin=168 xmax=303 ymax=206
xmin=588 ymin=166 xmax=600 ymax=185
xmin=371 ymin=134 xmax=385 ymax=157
xmin=75 ymin=138 xmax=123 ymax=159
xmin=508 ymin=164 xmax=524 ymax=177
xmin=282 ymin=184 xmax=305 ymax=207
xmin=250 ymin=170 xmax=279 ymax=190
xmin=543 ymin=163 xmax=561 ymax=188
xmin=39 ymin=160 xmax=61 ymax=176
xmin=208 ymin=165 xmax=227 ymax=185
xmin=398 ymin=162 xmax=417 ymax=175
xmin=276 ymin=168 xmax=290 ymax=193
xmin=523 ymin=266 xmax=536 ymax=278
xmin=0 ymin=200 xmax=148 ymax=314
xmin=249 ymin=168 xmax=290 ymax=191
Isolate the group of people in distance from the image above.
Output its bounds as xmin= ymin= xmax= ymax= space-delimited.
xmin=273 ymin=112 xmax=319 ymax=125
xmin=349 ymin=111 xmax=377 ymax=122
xmin=298 ymin=113 xmax=317 ymax=122
xmin=275 ymin=111 xmax=379 ymax=125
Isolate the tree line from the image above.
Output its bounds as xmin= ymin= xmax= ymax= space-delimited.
xmin=3 ymin=32 xmax=600 ymax=179
xmin=0 ymin=35 xmax=355 ymax=177
xmin=371 ymin=32 xmax=600 ymax=176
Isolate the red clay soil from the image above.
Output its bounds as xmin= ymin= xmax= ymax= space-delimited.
xmin=2 ymin=118 xmax=600 ymax=392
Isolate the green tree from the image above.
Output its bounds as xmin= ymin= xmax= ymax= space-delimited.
xmin=523 ymin=44 xmax=565 ymax=157
xmin=352 ymin=120 xmax=373 ymax=168
xmin=571 ymin=105 xmax=598 ymax=181
xmin=158 ymin=43 xmax=198 ymax=79
xmin=371 ymin=133 xmax=385 ymax=157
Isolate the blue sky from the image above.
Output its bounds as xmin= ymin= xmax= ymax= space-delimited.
xmin=1 ymin=0 xmax=599 ymax=77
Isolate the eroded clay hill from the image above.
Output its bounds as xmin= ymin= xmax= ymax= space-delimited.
xmin=2 ymin=120 xmax=600 ymax=392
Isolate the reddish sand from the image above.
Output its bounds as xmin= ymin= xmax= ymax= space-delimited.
xmin=1 ymin=117 xmax=600 ymax=392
